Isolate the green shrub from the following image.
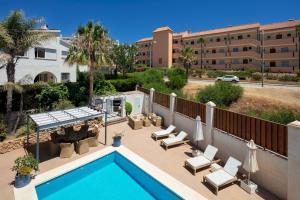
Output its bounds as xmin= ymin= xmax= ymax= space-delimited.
xmin=259 ymin=110 xmax=300 ymax=125
xmin=12 ymin=154 xmax=38 ymax=175
xmin=265 ymin=73 xmax=278 ymax=80
xmin=206 ymin=70 xmax=225 ymax=78
xmin=196 ymin=82 xmax=243 ymax=108
xmin=94 ymin=81 xmax=117 ymax=96
xmin=36 ymin=84 xmax=69 ymax=110
xmin=109 ymin=78 xmax=140 ymax=92
xmin=125 ymin=101 xmax=133 ymax=115
xmin=168 ymin=75 xmax=187 ymax=89
xmin=130 ymin=69 xmax=164 ymax=86
xmin=296 ymin=70 xmax=300 ymax=78
xmin=278 ymin=74 xmax=299 ymax=82
xmin=52 ymin=100 xmax=75 ymax=110
xmin=251 ymin=72 xmax=262 ymax=81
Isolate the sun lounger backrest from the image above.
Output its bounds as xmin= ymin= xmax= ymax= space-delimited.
xmin=223 ymin=156 xmax=242 ymax=177
xmin=176 ymin=131 xmax=188 ymax=140
xmin=166 ymin=125 xmax=176 ymax=133
xmin=203 ymin=145 xmax=218 ymax=161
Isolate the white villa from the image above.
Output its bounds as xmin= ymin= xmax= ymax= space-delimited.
xmin=0 ymin=26 xmax=87 ymax=84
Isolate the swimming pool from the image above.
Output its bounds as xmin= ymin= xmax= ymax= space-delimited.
xmin=36 ymin=152 xmax=181 ymax=200
xmin=14 ymin=146 xmax=205 ymax=200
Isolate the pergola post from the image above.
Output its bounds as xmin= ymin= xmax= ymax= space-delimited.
xmin=105 ymin=111 xmax=107 ymax=145
xmin=36 ymin=127 xmax=40 ymax=170
xmin=26 ymin=115 xmax=29 ymax=146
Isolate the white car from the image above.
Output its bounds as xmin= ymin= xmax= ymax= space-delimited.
xmin=216 ymin=75 xmax=239 ymax=83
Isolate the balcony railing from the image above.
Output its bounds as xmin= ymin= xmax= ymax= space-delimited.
xmin=263 ymin=38 xmax=295 ymax=46
xmin=264 ymin=52 xmax=296 ymax=60
xmin=229 ymin=51 xmax=260 ymax=59
xmin=230 ymin=39 xmax=260 ymax=46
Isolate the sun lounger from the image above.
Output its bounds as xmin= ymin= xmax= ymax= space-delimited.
xmin=152 ymin=125 xmax=176 ymax=140
xmin=185 ymin=145 xmax=219 ymax=175
xmin=160 ymin=131 xmax=189 ymax=150
xmin=203 ymin=156 xmax=242 ymax=195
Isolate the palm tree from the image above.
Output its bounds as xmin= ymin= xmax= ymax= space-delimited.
xmin=197 ymin=38 xmax=205 ymax=69
xmin=179 ymin=47 xmax=196 ymax=78
xmin=66 ymin=21 xmax=112 ymax=104
xmin=0 ymin=11 xmax=50 ymax=134
xmin=296 ymin=25 xmax=300 ymax=70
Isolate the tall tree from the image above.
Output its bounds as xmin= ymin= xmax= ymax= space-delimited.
xmin=197 ymin=38 xmax=205 ymax=69
xmin=112 ymin=44 xmax=137 ymax=76
xmin=66 ymin=21 xmax=112 ymax=104
xmin=296 ymin=25 xmax=300 ymax=70
xmin=0 ymin=11 xmax=50 ymax=134
xmin=179 ymin=47 xmax=196 ymax=78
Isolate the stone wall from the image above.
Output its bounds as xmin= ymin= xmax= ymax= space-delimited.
xmin=0 ymin=132 xmax=51 ymax=154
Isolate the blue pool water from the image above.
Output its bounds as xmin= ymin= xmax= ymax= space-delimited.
xmin=36 ymin=152 xmax=182 ymax=200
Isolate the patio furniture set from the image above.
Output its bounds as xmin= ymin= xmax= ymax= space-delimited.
xmin=128 ymin=113 xmax=162 ymax=130
xmin=49 ymin=118 xmax=102 ymax=158
xmin=152 ymin=124 xmax=243 ymax=195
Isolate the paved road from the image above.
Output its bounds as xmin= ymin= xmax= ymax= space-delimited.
xmin=188 ymin=79 xmax=300 ymax=91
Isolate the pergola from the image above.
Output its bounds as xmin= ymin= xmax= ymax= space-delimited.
xmin=27 ymin=106 xmax=107 ymax=168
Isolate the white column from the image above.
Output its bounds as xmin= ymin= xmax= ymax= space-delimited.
xmin=205 ymin=101 xmax=216 ymax=146
xmin=288 ymin=120 xmax=300 ymax=200
xmin=135 ymin=84 xmax=139 ymax=91
xmin=149 ymin=88 xmax=155 ymax=113
xmin=121 ymin=97 xmax=126 ymax=117
xmin=169 ymin=93 xmax=177 ymax=125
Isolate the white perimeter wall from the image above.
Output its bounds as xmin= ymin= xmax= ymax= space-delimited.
xmin=149 ymin=102 xmax=287 ymax=199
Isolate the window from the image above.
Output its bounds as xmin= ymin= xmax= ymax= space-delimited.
xmin=159 ymin=58 xmax=162 ymax=64
xmin=206 ymin=60 xmax=209 ymax=64
xmin=270 ymin=61 xmax=276 ymax=67
xmin=281 ymin=61 xmax=289 ymax=67
xmin=172 ymin=49 xmax=176 ymax=53
xmin=276 ymin=34 xmax=282 ymax=39
xmin=61 ymin=73 xmax=70 ymax=82
xmin=212 ymin=49 xmax=216 ymax=54
xmin=195 ymin=50 xmax=198 ymax=54
xmin=173 ymin=40 xmax=178 ymax=44
xmin=219 ymin=60 xmax=225 ymax=64
xmin=17 ymin=51 xmax=27 ymax=57
xmin=142 ymin=52 xmax=146 ymax=56
xmin=238 ymin=35 xmax=243 ymax=40
xmin=35 ymin=48 xmax=45 ymax=58
xmin=210 ymin=38 xmax=213 ymax=42
xmin=224 ymin=37 xmax=227 ymax=41
xmin=231 ymin=36 xmax=234 ymax=40
xmin=281 ymin=47 xmax=289 ymax=52
xmin=270 ymin=48 xmax=276 ymax=53
xmin=243 ymin=47 xmax=248 ymax=51
xmin=232 ymin=48 xmax=239 ymax=52
xmin=172 ymin=58 xmax=176 ymax=63
xmin=61 ymin=51 xmax=68 ymax=56
xmin=194 ymin=60 xmax=198 ymax=65
xmin=267 ymin=35 xmax=271 ymax=39
xmin=249 ymin=46 xmax=252 ymax=50
xmin=216 ymin=38 xmax=220 ymax=42
xmin=185 ymin=41 xmax=189 ymax=45
xmin=212 ymin=60 xmax=216 ymax=65
xmin=191 ymin=40 xmax=195 ymax=45
xmin=243 ymin=59 xmax=248 ymax=64
xmin=232 ymin=59 xmax=239 ymax=64
xmin=249 ymin=58 xmax=252 ymax=62
xmin=247 ymin=34 xmax=251 ymax=38
xmin=145 ymin=44 xmax=148 ymax=47
xmin=219 ymin=49 xmax=225 ymax=53
xmin=287 ymin=33 xmax=292 ymax=37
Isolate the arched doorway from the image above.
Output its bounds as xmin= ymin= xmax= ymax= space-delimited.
xmin=34 ymin=72 xmax=57 ymax=83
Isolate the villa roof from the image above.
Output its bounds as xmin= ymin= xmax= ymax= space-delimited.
xmin=260 ymin=20 xmax=300 ymax=31
xmin=137 ymin=37 xmax=153 ymax=43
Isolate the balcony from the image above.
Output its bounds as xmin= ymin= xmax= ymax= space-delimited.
xmin=230 ymin=51 xmax=260 ymax=59
xmin=230 ymin=39 xmax=260 ymax=46
xmin=205 ymin=41 xmax=226 ymax=48
xmin=230 ymin=63 xmax=260 ymax=70
xmin=204 ymin=52 xmax=226 ymax=59
xmin=264 ymin=52 xmax=297 ymax=60
xmin=263 ymin=38 xmax=295 ymax=46
xmin=172 ymin=43 xmax=183 ymax=49
xmin=269 ymin=67 xmax=294 ymax=73
xmin=206 ymin=64 xmax=227 ymax=70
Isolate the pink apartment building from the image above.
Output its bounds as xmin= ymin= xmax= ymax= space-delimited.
xmin=136 ymin=20 xmax=300 ymax=72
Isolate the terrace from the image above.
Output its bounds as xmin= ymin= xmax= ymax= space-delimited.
xmin=0 ymin=88 xmax=299 ymax=200
xmin=0 ymin=121 xmax=276 ymax=200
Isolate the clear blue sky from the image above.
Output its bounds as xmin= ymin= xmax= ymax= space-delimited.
xmin=1 ymin=0 xmax=300 ymax=43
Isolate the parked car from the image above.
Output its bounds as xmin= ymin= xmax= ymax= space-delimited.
xmin=216 ymin=75 xmax=239 ymax=83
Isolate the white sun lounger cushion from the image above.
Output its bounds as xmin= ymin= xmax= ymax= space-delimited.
xmin=203 ymin=145 xmax=218 ymax=161
xmin=205 ymin=170 xmax=235 ymax=187
xmin=186 ymin=156 xmax=210 ymax=168
xmin=153 ymin=125 xmax=176 ymax=137
xmin=162 ymin=131 xmax=188 ymax=145
xmin=223 ymin=156 xmax=242 ymax=177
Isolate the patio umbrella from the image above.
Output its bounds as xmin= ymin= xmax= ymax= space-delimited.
xmin=243 ymin=140 xmax=259 ymax=184
xmin=194 ymin=116 xmax=204 ymax=145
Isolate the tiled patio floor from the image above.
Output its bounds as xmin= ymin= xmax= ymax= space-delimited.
xmin=0 ymin=121 xmax=278 ymax=200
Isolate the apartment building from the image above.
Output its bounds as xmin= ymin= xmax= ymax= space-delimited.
xmin=0 ymin=26 xmax=85 ymax=84
xmin=136 ymin=20 xmax=300 ymax=72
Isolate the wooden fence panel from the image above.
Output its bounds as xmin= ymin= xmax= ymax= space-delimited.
xmin=175 ymin=98 xmax=206 ymax=123
xmin=213 ymin=107 xmax=287 ymax=157
xmin=153 ymin=92 xmax=170 ymax=108
xmin=137 ymin=86 xmax=150 ymax=94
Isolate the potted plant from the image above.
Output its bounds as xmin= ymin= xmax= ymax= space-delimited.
xmin=112 ymin=132 xmax=124 ymax=147
xmin=0 ymin=132 xmax=6 ymax=142
xmin=12 ymin=154 xmax=38 ymax=188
